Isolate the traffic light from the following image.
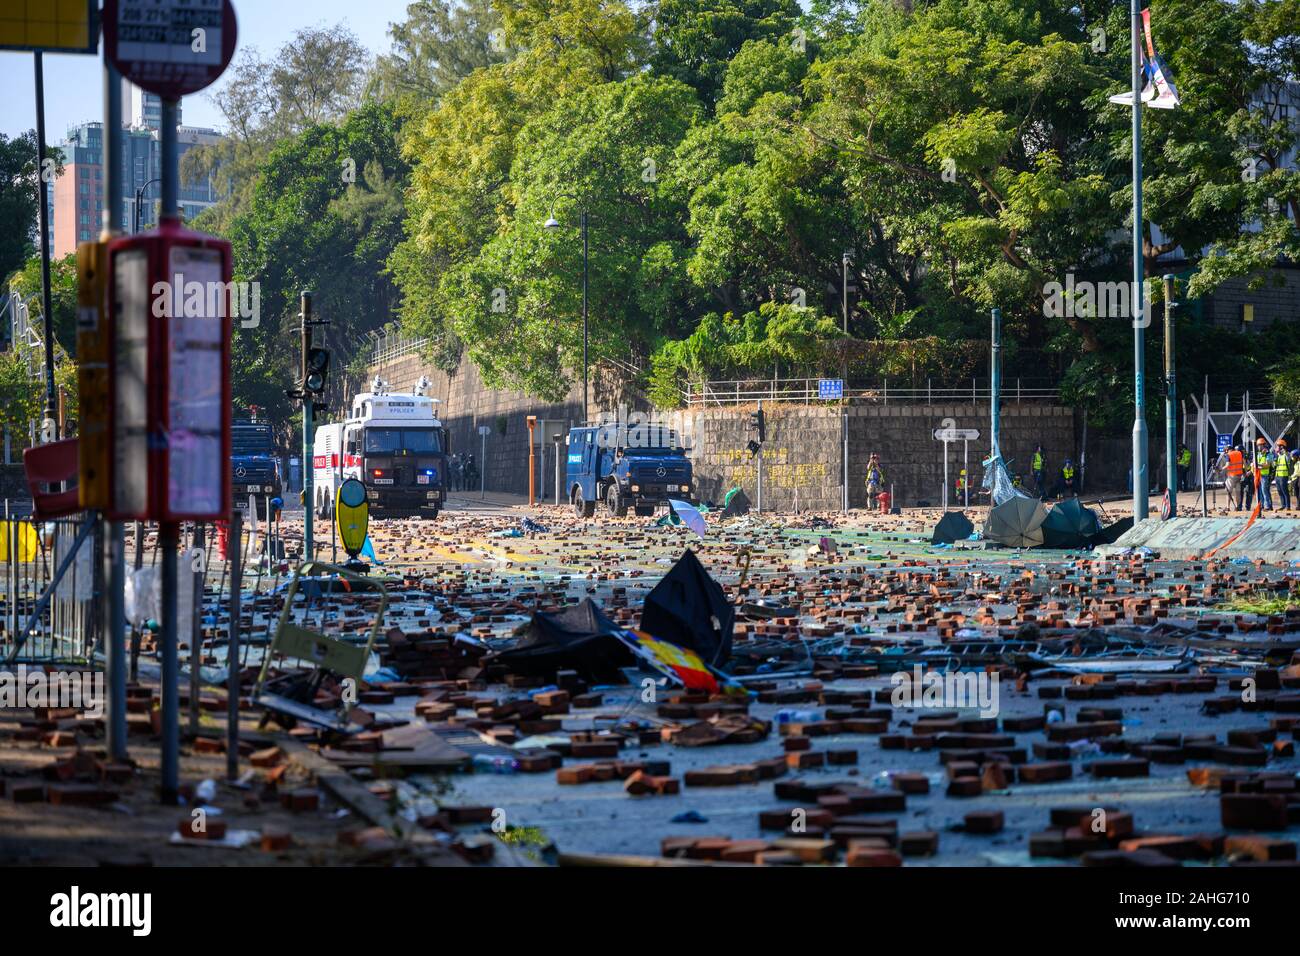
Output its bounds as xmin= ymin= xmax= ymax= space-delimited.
xmin=748 ymin=408 xmax=766 ymax=444
xmin=304 ymin=346 xmax=330 ymax=396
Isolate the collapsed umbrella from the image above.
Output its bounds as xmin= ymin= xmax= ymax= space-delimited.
xmin=983 ymin=497 xmax=1049 ymax=549
xmin=931 ymin=511 xmax=974 ymax=545
xmin=640 ymin=548 xmax=734 ymax=668
xmin=1040 ymin=498 xmax=1103 ymax=549
xmin=487 ymin=598 xmax=635 ymax=684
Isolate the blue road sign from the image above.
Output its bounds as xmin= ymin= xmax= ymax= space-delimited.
xmin=1216 ymin=434 xmax=1230 ymax=454
xmin=818 ymin=379 xmax=844 ymax=400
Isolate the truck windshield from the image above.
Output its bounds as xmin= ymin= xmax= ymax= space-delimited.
xmin=364 ymin=428 xmax=443 ymax=454
xmin=618 ymin=444 xmax=681 ymax=455
xmin=232 ymin=424 xmax=274 ymax=455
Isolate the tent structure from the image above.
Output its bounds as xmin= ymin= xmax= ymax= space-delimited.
xmin=1040 ymin=498 xmax=1103 ymax=549
xmin=931 ymin=511 xmax=974 ymax=545
xmin=640 ymin=549 xmax=735 ymax=668
xmin=983 ymin=497 xmax=1048 ymax=548
xmin=487 ymin=598 xmax=635 ymax=684
xmin=719 ymin=487 xmax=751 ymax=518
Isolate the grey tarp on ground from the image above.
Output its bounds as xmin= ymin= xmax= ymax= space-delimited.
xmin=1040 ymin=498 xmax=1104 ymax=548
xmin=983 ymin=497 xmax=1049 ymax=548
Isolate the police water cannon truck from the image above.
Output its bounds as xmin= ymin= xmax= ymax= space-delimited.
xmin=312 ymin=376 xmax=447 ymax=519
xmin=566 ymin=420 xmax=692 ymax=518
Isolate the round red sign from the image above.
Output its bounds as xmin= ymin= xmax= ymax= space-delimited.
xmin=103 ymin=0 xmax=238 ymax=100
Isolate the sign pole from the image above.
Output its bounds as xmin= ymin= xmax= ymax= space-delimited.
xmin=103 ymin=60 xmax=129 ymax=763
xmin=964 ymin=439 xmax=969 ymax=508
xmin=942 ymin=439 xmax=949 ymax=510
xmin=226 ymin=509 xmax=242 ymax=782
xmin=301 ymin=292 xmax=314 ymax=557
xmin=841 ymin=409 xmax=848 ymax=513
xmin=33 ymin=52 xmax=57 ymax=442
xmin=1130 ymin=0 xmax=1149 ymax=522
xmin=1164 ymin=275 xmax=1177 ymax=514
xmin=158 ymin=95 xmax=181 ymax=803
xmin=756 ymin=399 xmax=763 ymax=514
xmin=480 ymin=427 xmax=487 ymax=500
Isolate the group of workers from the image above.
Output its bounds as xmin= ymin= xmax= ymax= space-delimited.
xmin=862 ymin=434 xmax=1298 ymax=511
xmin=1219 ymin=437 xmax=1298 ymax=512
xmin=1030 ymin=445 xmax=1077 ymax=499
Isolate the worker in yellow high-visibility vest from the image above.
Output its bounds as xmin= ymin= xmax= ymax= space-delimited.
xmin=1255 ymin=437 xmax=1274 ymax=510
xmin=1053 ymin=459 xmax=1076 ymax=499
xmin=1031 ymin=445 xmax=1046 ymax=499
xmin=1176 ymin=444 xmax=1192 ymax=491
xmin=1273 ymin=439 xmax=1291 ymax=510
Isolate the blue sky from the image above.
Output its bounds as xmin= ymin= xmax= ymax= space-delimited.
xmin=0 ymin=0 xmax=415 ymax=142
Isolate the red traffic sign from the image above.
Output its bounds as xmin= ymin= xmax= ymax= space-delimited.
xmin=103 ymin=0 xmax=237 ymax=100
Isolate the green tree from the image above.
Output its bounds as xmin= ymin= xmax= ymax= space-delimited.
xmin=649 ymin=0 xmax=802 ymax=109
xmin=8 ymin=252 xmax=78 ymax=354
xmin=368 ymin=0 xmax=510 ymax=115
xmin=184 ymin=24 xmax=371 ymax=234
xmin=434 ymin=73 xmax=702 ymax=398
xmin=0 ymin=131 xmax=60 ymax=285
xmin=225 ymin=103 xmax=409 ymax=426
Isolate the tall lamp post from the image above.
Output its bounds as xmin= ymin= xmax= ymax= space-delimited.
xmin=1129 ymin=0 xmax=1148 ymax=522
xmin=543 ymin=208 xmax=589 ymax=421
xmin=134 ymin=176 xmax=162 ymax=233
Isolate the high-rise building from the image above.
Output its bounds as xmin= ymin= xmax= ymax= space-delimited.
xmin=121 ymin=78 xmax=180 ymax=132
xmin=51 ymin=113 xmax=222 ymax=254
xmin=50 ymin=122 xmax=104 ymax=257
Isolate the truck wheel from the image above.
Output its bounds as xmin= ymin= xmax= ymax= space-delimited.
xmin=605 ymin=482 xmax=627 ymax=518
xmin=573 ymin=487 xmax=594 ymax=519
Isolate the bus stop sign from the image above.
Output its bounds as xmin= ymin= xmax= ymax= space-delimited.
xmin=103 ymin=0 xmax=238 ymax=99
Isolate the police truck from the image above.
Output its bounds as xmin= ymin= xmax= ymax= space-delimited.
xmin=312 ymin=377 xmax=447 ymax=519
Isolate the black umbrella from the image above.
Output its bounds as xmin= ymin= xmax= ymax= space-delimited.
xmin=719 ymin=487 xmax=751 ymax=518
xmin=1041 ymin=498 xmax=1103 ymax=548
xmin=931 ymin=511 xmax=975 ymax=545
xmin=488 ymin=598 xmax=635 ymax=684
xmin=983 ymin=497 xmax=1049 ymax=548
xmin=640 ymin=549 xmax=735 ymax=667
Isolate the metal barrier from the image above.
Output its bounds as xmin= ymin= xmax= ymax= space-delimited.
xmin=683 ymin=378 xmax=1061 ymax=407
xmin=0 ymin=509 xmax=99 ymax=664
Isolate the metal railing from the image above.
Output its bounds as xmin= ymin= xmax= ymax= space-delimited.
xmin=683 ymin=378 xmax=1060 ymax=407
xmin=367 ymin=328 xmax=430 ymax=368
xmin=0 ymin=511 xmax=99 ymax=664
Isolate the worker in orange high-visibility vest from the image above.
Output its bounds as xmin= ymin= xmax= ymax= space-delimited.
xmin=1224 ymin=444 xmax=1245 ymax=511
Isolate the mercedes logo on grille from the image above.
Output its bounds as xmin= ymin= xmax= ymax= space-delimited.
xmin=235 ymin=467 xmax=247 ymax=478
xmin=656 ymin=466 xmax=666 ymax=478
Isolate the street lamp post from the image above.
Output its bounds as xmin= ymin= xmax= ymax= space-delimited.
xmin=1130 ymin=0 xmax=1149 ymax=522
xmin=134 ymin=176 xmax=162 ymax=233
xmin=544 ymin=207 xmax=589 ymax=421
xmin=841 ymin=251 xmax=850 ymax=334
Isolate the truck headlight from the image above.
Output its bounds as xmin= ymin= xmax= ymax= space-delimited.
xmin=631 ymin=484 xmax=640 ymax=492
xmin=426 ymin=491 xmax=437 ymax=499
xmin=682 ymin=484 xmax=690 ymax=493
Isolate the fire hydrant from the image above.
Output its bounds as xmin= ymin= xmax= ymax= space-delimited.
xmin=876 ymin=491 xmax=892 ymax=514
xmin=215 ymin=520 xmax=229 ymax=560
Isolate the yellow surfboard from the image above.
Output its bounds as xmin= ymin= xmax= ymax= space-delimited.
xmin=335 ymin=479 xmax=369 ymax=559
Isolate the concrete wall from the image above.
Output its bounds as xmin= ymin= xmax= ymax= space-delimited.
xmin=1201 ymin=266 xmax=1300 ymax=332
xmin=680 ymin=403 xmax=1079 ymax=510
xmin=367 ymin=350 xmax=1078 ymax=508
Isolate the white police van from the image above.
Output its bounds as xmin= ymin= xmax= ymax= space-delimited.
xmin=312 ymin=377 xmax=447 ymax=519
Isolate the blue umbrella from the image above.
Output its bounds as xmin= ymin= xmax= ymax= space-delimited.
xmin=668 ymin=499 xmax=707 ymax=537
